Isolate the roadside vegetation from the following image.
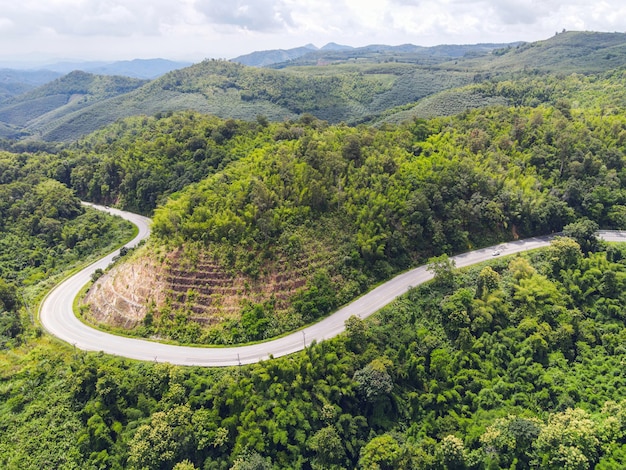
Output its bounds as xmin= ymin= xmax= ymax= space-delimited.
xmin=0 ymin=151 xmax=134 ymax=349
xmin=4 ymin=239 xmax=626 ymax=469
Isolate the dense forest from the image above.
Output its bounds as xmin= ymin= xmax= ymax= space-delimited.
xmin=5 ymin=32 xmax=626 ymax=469
xmin=5 ymin=239 xmax=626 ymax=469
xmin=0 ymin=150 xmax=134 ymax=350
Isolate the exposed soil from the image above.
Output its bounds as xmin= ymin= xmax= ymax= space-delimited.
xmin=82 ymin=242 xmax=324 ymax=330
xmin=83 ymin=251 xmax=168 ymax=328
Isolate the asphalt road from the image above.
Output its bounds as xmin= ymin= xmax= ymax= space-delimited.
xmin=39 ymin=205 xmax=626 ymax=367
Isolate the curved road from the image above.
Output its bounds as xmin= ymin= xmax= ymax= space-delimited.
xmin=40 ymin=205 xmax=626 ymax=367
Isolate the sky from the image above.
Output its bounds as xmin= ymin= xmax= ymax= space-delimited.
xmin=1 ymin=0 xmax=626 ymax=65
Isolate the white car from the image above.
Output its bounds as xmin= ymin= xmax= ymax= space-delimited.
xmin=492 ymin=250 xmax=501 ymax=256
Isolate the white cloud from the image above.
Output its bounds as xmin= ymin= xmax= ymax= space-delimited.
xmin=193 ymin=0 xmax=295 ymax=32
xmin=0 ymin=17 xmax=13 ymax=31
xmin=1 ymin=0 xmax=626 ymax=61
xmin=0 ymin=0 xmax=182 ymax=36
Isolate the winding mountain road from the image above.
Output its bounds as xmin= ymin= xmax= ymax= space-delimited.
xmin=39 ymin=205 xmax=626 ymax=367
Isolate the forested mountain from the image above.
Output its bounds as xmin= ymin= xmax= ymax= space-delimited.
xmin=456 ymin=31 xmax=626 ymax=74
xmin=0 ymin=59 xmax=189 ymax=107
xmin=0 ymin=71 xmax=147 ymax=140
xmin=23 ymin=86 xmax=622 ymax=345
xmin=0 ymin=59 xmax=477 ymax=141
xmin=2 ymin=31 xmax=626 ymax=142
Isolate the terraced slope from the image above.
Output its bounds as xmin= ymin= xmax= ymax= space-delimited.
xmin=84 ymin=238 xmax=336 ymax=342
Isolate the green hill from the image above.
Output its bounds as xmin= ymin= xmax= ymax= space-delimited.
xmin=1 ymin=60 xmax=476 ymax=141
xmin=454 ymin=30 xmax=626 ymax=74
xmin=41 ymin=98 xmax=618 ymax=344
xmin=3 ymin=31 xmax=626 ymax=142
xmin=376 ymin=69 xmax=626 ymax=124
xmin=0 ymin=71 xmax=147 ymax=140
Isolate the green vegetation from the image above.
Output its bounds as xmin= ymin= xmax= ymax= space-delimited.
xmin=0 ymin=149 xmax=135 ymax=330
xmin=103 ymin=101 xmax=623 ymax=344
xmin=377 ymin=68 xmax=626 ymax=124
xmin=0 ymin=71 xmax=146 ymax=140
xmin=7 ymin=80 xmax=626 ymax=346
xmin=0 ymin=112 xmax=265 ymax=215
xmin=4 ymin=31 xmax=626 ymax=141
xmin=4 ymin=30 xmax=626 ymax=469
xmin=4 ymin=240 xmax=626 ymax=468
xmin=457 ymin=31 xmax=626 ymax=74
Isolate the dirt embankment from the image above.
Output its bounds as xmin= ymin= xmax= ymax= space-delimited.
xmin=82 ymin=244 xmax=315 ymax=330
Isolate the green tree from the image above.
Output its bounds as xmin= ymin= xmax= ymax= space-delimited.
xmin=345 ymin=315 xmax=367 ymax=352
xmin=427 ymin=254 xmax=457 ymax=289
xmin=354 ymin=358 xmax=393 ymax=402
xmin=562 ymin=220 xmax=600 ymax=254
xmin=307 ymin=425 xmax=347 ymax=469
xmin=435 ymin=435 xmax=467 ymax=469
xmin=533 ymin=408 xmax=601 ymax=469
xmin=546 ymin=236 xmax=582 ymax=275
xmin=173 ymin=460 xmax=198 ymax=470
xmin=230 ymin=449 xmax=272 ymax=470
xmin=480 ymin=415 xmax=542 ymax=468
xmin=0 ymin=279 xmax=17 ymax=310
xmin=358 ymin=434 xmax=402 ymax=470
xmin=476 ymin=266 xmax=500 ymax=296
xmin=127 ymin=405 xmax=194 ymax=470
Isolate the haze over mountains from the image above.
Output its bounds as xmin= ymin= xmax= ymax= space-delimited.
xmin=2 ymin=31 xmax=626 ymax=142
xmin=230 ymin=41 xmax=518 ymax=67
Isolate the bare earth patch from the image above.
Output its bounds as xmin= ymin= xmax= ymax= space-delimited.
xmin=81 ymin=241 xmax=327 ymax=332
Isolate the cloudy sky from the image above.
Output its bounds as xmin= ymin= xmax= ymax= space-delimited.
xmin=1 ymin=0 xmax=625 ymax=64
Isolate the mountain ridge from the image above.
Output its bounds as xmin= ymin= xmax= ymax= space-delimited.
xmin=2 ymin=31 xmax=626 ymax=142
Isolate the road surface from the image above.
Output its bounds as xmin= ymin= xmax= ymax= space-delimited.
xmin=39 ymin=205 xmax=626 ymax=367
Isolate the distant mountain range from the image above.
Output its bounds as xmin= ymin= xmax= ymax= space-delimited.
xmin=232 ymin=44 xmax=319 ymax=67
xmin=231 ymin=41 xmax=518 ymax=67
xmin=38 ymin=58 xmax=193 ymax=79
xmin=0 ymin=58 xmax=191 ymax=101
xmin=231 ymin=42 xmax=359 ymax=66
xmin=0 ymin=69 xmax=62 ymax=101
xmin=2 ymin=31 xmax=626 ymax=142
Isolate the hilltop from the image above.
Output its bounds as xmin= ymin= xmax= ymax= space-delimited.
xmin=455 ymin=30 xmax=626 ymax=73
xmin=0 ymin=71 xmax=147 ymax=140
